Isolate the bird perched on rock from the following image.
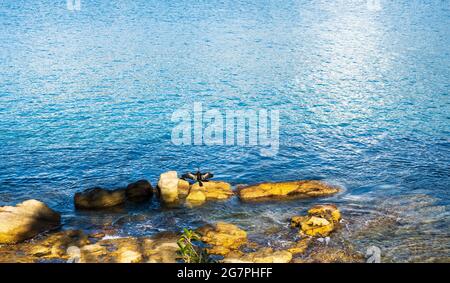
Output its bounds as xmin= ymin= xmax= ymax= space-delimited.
xmin=181 ymin=170 xmax=214 ymax=187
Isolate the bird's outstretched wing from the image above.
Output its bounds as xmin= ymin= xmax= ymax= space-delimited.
xmin=181 ymin=172 xmax=197 ymax=180
xmin=201 ymin=172 xmax=214 ymax=180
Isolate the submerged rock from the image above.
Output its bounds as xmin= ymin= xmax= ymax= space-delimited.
xmin=125 ymin=180 xmax=153 ymax=202
xmin=197 ymin=222 xmax=247 ymax=256
xmin=0 ymin=229 xmax=87 ymax=262
xmin=0 ymin=200 xmax=61 ymax=244
xmin=223 ymin=248 xmax=292 ymax=263
xmin=294 ymin=246 xmax=365 ymax=263
xmin=74 ymin=187 xmax=126 ymax=209
xmin=28 ymin=230 xmax=90 ymax=258
xmin=291 ymin=204 xmax=341 ymax=237
xmin=0 ymin=230 xmax=180 ymax=263
xmin=287 ymin=238 xmax=312 ymax=255
xmin=238 ymin=180 xmax=340 ymax=201
xmin=79 ymin=232 xmax=180 ymax=263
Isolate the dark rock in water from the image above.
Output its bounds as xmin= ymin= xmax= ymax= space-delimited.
xmin=126 ymin=180 xmax=153 ymax=202
xmin=0 ymin=200 xmax=61 ymax=244
xmin=74 ymin=187 xmax=126 ymax=209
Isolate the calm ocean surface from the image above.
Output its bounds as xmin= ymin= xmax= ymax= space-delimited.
xmin=0 ymin=0 xmax=449 ymax=262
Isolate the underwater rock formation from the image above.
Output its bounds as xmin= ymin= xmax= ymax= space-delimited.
xmin=0 ymin=230 xmax=180 ymax=263
xmin=238 ymin=180 xmax=340 ymax=201
xmin=0 ymin=200 xmax=61 ymax=244
xmin=78 ymin=232 xmax=179 ymax=263
xmin=223 ymin=247 xmax=292 ymax=263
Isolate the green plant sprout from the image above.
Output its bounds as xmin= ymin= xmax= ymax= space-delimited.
xmin=177 ymin=228 xmax=214 ymax=263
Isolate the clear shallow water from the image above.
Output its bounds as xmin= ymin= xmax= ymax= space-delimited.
xmin=0 ymin=1 xmax=449 ymax=262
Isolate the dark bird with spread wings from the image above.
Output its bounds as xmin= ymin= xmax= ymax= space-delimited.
xmin=181 ymin=170 xmax=214 ymax=187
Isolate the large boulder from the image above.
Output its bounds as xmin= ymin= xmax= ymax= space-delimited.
xmin=0 ymin=200 xmax=61 ymax=244
xmin=238 ymin=180 xmax=340 ymax=201
xmin=125 ymin=180 xmax=153 ymax=202
xmin=74 ymin=187 xmax=126 ymax=209
xmin=157 ymin=171 xmax=182 ymax=203
xmin=197 ymin=222 xmax=247 ymax=256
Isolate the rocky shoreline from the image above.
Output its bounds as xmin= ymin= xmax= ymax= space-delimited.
xmin=0 ymin=171 xmax=366 ymax=263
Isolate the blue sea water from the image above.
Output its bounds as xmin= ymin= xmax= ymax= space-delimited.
xmin=0 ymin=1 xmax=449 ymax=261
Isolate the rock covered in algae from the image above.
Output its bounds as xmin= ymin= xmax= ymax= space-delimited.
xmin=291 ymin=204 xmax=341 ymax=237
xmin=0 ymin=200 xmax=61 ymax=244
xmin=238 ymin=180 xmax=340 ymax=201
xmin=197 ymin=222 xmax=247 ymax=256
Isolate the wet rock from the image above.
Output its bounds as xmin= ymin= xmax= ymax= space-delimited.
xmin=291 ymin=204 xmax=341 ymax=237
xmin=125 ymin=180 xmax=153 ymax=202
xmin=308 ymin=204 xmax=341 ymax=223
xmin=190 ymin=181 xmax=234 ymax=200
xmin=157 ymin=171 xmax=181 ymax=203
xmin=74 ymin=187 xmax=126 ymax=209
xmin=223 ymin=247 xmax=292 ymax=263
xmin=177 ymin=179 xmax=191 ymax=198
xmin=197 ymin=222 xmax=247 ymax=256
xmin=186 ymin=190 xmax=206 ymax=204
xmin=0 ymin=200 xmax=61 ymax=244
xmin=238 ymin=180 xmax=340 ymax=201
